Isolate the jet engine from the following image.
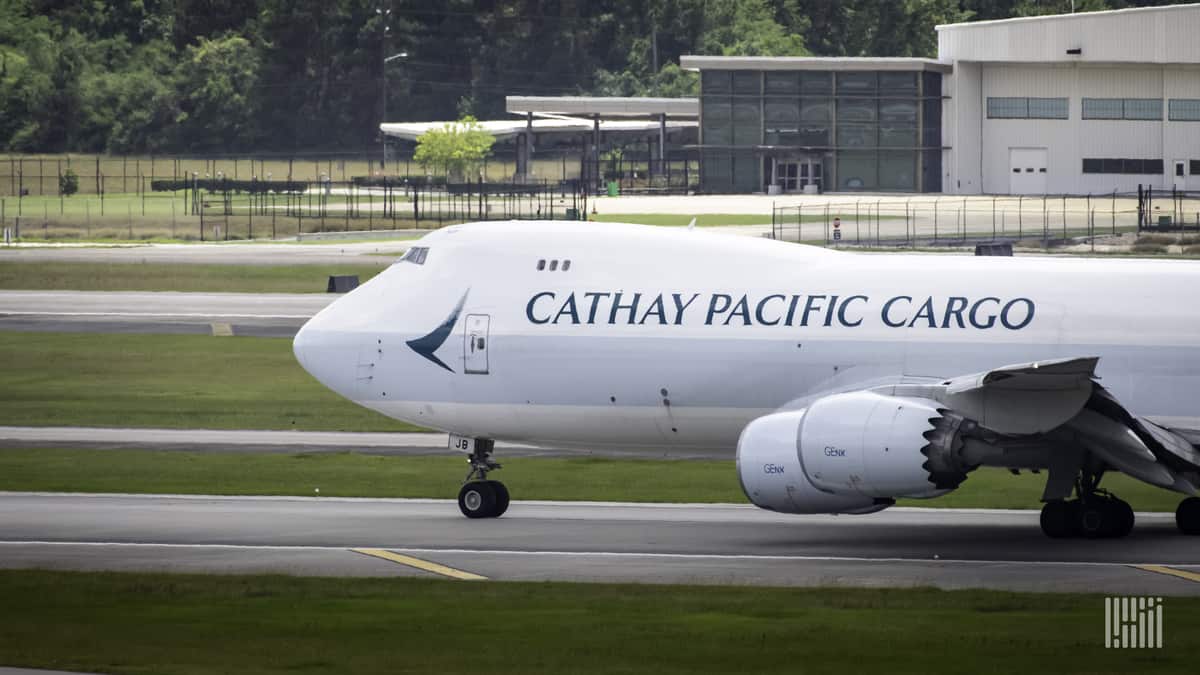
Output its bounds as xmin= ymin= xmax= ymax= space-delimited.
xmin=736 ymin=391 xmax=976 ymax=514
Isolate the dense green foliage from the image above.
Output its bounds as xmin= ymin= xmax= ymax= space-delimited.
xmin=0 ymin=0 xmax=1181 ymax=154
xmin=413 ymin=115 xmax=496 ymax=178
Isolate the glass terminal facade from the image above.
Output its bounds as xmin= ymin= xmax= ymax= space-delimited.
xmin=698 ymin=68 xmax=944 ymax=193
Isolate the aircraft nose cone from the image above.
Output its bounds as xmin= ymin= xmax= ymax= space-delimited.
xmin=293 ymin=314 xmax=360 ymax=402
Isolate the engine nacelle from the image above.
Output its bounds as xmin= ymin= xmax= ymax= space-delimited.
xmin=736 ymin=392 xmax=971 ymax=514
xmin=736 ymin=410 xmax=884 ymax=514
xmin=798 ymin=391 xmax=956 ymax=499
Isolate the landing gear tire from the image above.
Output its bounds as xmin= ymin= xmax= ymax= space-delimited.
xmin=1040 ymin=496 xmax=1133 ymax=539
xmin=490 ymin=480 xmax=510 ymax=517
xmin=1040 ymin=500 xmax=1077 ymax=538
xmin=458 ymin=481 xmax=498 ymax=519
xmin=1177 ymin=497 xmax=1200 ymax=535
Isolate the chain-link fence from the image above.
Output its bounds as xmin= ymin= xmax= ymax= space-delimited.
xmin=770 ymin=191 xmax=1200 ymax=246
xmin=0 ymin=176 xmax=589 ymax=242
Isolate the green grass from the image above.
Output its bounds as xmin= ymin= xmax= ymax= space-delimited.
xmin=0 ymin=261 xmax=387 ymax=293
xmin=592 ymin=213 xmax=775 ymax=226
xmin=0 ymin=448 xmax=1184 ymax=510
xmin=0 ymin=333 xmax=417 ymax=431
xmin=0 ymin=570 xmax=1195 ymax=675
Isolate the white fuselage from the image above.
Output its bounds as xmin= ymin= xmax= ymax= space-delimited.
xmin=292 ymin=221 xmax=1200 ymax=455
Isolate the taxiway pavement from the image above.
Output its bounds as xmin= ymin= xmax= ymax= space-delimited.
xmin=1 ymin=493 xmax=1197 ymax=595
xmin=0 ymin=290 xmax=329 ymax=337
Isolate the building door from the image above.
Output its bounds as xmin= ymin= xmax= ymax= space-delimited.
xmin=1174 ymin=160 xmax=1187 ymax=191
xmin=773 ymin=161 xmax=800 ymax=191
xmin=1009 ymin=148 xmax=1048 ymax=195
xmin=802 ymin=157 xmax=823 ymax=191
xmin=463 ymin=314 xmax=490 ymax=375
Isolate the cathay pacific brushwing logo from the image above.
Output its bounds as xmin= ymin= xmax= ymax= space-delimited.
xmin=407 ymin=291 xmax=468 ymax=372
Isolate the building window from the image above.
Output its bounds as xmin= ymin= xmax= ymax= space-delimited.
xmin=1169 ymin=99 xmax=1200 ymax=121
xmin=987 ymin=97 xmax=1067 ymax=119
xmin=1191 ymin=160 xmax=1200 ymax=175
xmin=1082 ymin=158 xmax=1164 ymax=174
xmin=1124 ymin=99 xmax=1162 ymax=120
xmin=1082 ymin=98 xmax=1162 ymax=120
xmin=1027 ymin=98 xmax=1069 ymax=119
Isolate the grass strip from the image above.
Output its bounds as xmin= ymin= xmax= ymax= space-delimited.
xmin=0 ymin=570 xmax=1195 ymax=675
xmin=0 ymin=333 xmax=417 ymax=431
xmin=591 ymin=213 xmax=905 ymax=227
xmin=0 ymin=448 xmax=1184 ymax=510
xmin=0 ymin=261 xmax=386 ymax=293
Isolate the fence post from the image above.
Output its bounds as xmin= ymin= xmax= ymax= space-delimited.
xmin=855 ymin=200 xmax=861 ymax=243
xmin=1061 ymin=194 xmax=1067 ymax=240
xmin=876 ymin=200 xmax=882 ymax=246
xmin=1112 ymin=190 xmax=1117 ymax=235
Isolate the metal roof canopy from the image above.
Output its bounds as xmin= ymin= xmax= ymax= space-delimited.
xmin=379 ymin=118 xmax=695 ymax=142
xmin=505 ymin=96 xmax=698 ymax=118
xmin=680 ymin=55 xmax=951 ymax=73
xmin=935 ymin=3 xmax=1200 ymax=65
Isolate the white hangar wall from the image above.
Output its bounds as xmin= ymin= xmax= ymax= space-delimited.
xmin=939 ymin=4 xmax=1200 ymax=195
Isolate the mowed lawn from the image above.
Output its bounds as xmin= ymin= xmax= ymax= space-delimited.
xmin=0 ymin=332 xmax=417 ymax=431
xmin=0 ymin=261 xmax=387 ymax=293
xmin=0 ymin=448 xmax=1184 ymax=511
xmin=0 ymin=570 xmax=1196 ymax=675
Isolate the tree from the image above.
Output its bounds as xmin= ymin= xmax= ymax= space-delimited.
xmin=175 ymin=34 xmax=259 ymax=152
xmin=413 ymin=116 xmax=496 ymax=180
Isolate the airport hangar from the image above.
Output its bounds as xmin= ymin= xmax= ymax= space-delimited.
xmin=681 ymin=3 xmax=1200 ymax=196
xmin=382 ymin=4 xmax=1200 ymax=197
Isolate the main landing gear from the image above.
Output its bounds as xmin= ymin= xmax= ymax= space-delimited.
xmin=457 ymin=439 xmax=509 ymax=519
xmin=1039 ymin=470 xmax=1134 ymax=539
xmin=1177 ymin=497 xmax=1200 ymax=535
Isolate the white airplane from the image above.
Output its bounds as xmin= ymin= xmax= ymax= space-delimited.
xmin=293 ymin=221 xmax=1200 ymax=538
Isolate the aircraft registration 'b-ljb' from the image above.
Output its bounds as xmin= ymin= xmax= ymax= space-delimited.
xmin=293 ymin=221 xmax=1200 ymax=538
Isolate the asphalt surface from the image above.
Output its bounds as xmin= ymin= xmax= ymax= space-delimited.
xmin=0 ymin=290 xmax=329 ymax=337
xmin=1 ymin=493 xmax=1198 ymax=594
xmin=0 ymin=426 xmax=704 ymax=458
xmin=0 ymin=240 xmax=413 ymax=265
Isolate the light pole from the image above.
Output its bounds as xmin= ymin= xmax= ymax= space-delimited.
xmin=377 ymin=8 xmax=407 ymax=172
xmin=381 ymin=52 xmax=408 ymax=171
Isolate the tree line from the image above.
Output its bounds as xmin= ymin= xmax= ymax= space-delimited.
xmin=0 ymin=0 xmax=1179 ymax=155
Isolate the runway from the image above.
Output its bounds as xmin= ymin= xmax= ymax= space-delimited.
xmin=0 ymin=240 xmax=414 ymax=265
xmin=0 ymin=426 xmax=709 ymax=458
xmin=1 ymin=493 xmax=1198 ymax=595
xmin=0 ymin=290 xmax=329 ymax=336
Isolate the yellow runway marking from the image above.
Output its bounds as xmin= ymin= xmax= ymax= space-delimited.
xmin=352 ymin=548 xmax=488 ymax=581
xmin=1134 ymin=564 xmax=1200 ymax=583
xmin=210 ymin=322 xmax=234 ymax=337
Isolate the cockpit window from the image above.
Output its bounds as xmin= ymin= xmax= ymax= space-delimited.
xmin=402 ymin=246 xmax=429 ymax=265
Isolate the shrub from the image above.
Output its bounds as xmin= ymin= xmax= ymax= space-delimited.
xmin=58 ymin=168 xmax=79 ymax=197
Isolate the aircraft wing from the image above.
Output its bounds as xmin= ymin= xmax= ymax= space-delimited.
xmin=866 ymin=356 xmax=1200 ymax=497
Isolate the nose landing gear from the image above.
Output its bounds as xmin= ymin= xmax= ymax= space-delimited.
xmin=457 ymin=439 xmax=509 ymax=519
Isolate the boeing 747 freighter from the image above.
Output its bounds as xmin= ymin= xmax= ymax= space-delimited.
xmin=293 ymin=221 xmax=1200 ymax=538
